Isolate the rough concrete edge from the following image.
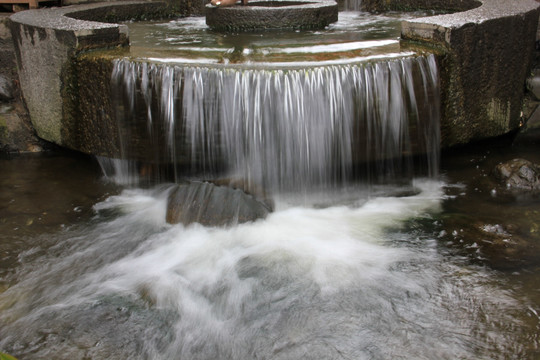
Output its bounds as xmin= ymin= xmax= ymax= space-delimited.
xmin=10 ymin=1 xmax=173 ymax=50
xmin=358 ymin=0 xmax=481 ymax=13
xmin=8 ymin=1 xmax=171 ymax=147
xmin=400 ymin=0 xmax=540 ymax=148
xmin=401 ymin=0 xmax=540 ymax=45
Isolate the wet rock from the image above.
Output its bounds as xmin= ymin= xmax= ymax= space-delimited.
xmin=526 ymin=72 xmax=540 ymax=101
xmin=0 ymin=74 xmax=13 ymax=101
xmin=493 ymin=158 xmax=540 ymax=191
xmin=0 ymin=104 xmax=45 ymax=153
xmin=211 ymin=177 xmax=274 ymax=212
xmin=166 ymin=181 xmax=272 ymax=227
xmin=437 ymin=215 xmax=539 ymax=271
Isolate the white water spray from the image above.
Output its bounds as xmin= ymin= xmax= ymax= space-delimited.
xmin=110 ymin=55 xmax=439 ymax=190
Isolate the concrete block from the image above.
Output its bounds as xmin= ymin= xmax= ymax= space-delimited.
xmin=402 ymin=0 xmax=540 ymax=147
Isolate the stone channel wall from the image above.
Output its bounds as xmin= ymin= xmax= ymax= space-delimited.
xmin=360 ymin=0 xmax=481 ymax=12
xmin=7 ymin=0 xmax=540 ymax=155
xmin=9 ymin=1 xmax=179 ymax=149
xmin=401 ymin=0 xmax=540 ymax=147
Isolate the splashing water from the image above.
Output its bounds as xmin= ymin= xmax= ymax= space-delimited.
xmin=0 ymin=179 xmax=529 ymax=359
xmin=109 ymin=55 xmax=439 ymax=191
xmin=1 ymin=8 xmax=537 ymax=359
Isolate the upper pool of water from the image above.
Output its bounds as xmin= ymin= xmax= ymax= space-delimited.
xmin=124 ymin=11 xmax=438 ymax=67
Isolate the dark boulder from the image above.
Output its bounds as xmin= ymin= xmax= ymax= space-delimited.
xmin=166 ymin=181 xmax=272 ymax=227
xmin=493 ymin=158 xmax=540 ymax=191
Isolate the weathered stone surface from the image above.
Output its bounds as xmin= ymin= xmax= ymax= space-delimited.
xmin=9 ymin=1 xmax=174 ymax=146
xmin=8 ymin=0 xmax=540 ymax=159
xmin=0 ymin=14 xmax=44 ymax=153
xmin=0 ymin=74 xmax=13 ymax=101
xmin=166 ymin=181 xmax=272 ymax=226
xmin=493 ymin=158 xmax=540 ymax=191
xmin=0 ymin=104 xmax=45 ymax=153
xmin=0 ymin=14 xmax=11 ymax=41
xmin=211 ymin=177 xmax=275 ymax=211
xmin=526 ymin=71 xmax=540 ymax=101
xmin=0 ymin=16 xmax=17 ymax=100
xmin=64 ymin=54 xmax=122 ymax=158
xmin=360 ymin=0 xmax=480 ymax=12
xmin=402 ymin=0 xmax=540 ymax=148
xmin=206 ymin=0 xmax=338 ymax=31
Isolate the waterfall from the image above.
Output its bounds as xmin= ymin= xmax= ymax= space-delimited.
xmin=110 ymin=55 xmax=440 ymax=192
xmin=342 ymin=0 xmax=362 ymax=12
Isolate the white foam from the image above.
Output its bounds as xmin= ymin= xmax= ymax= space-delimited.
xmin=0 ymin=179 xmax=524 ymax=359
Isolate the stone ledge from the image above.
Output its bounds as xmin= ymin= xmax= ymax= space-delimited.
xmin=7 ymin=0 xmax=540 ymax=153
xmin=359 ymin=0 xmax=481 ymax=12
xmin=402 ymin=0 xmax=540 ymax=148
xmin=10 ymin=1 xmax=173 ymax=51
xmin=9 ymin=1 xmax=172 ymax=145
xmin=205 ymin=0 xmax=338 ymax=31
xmin=402 ymin=0 xmax=539 ymax=45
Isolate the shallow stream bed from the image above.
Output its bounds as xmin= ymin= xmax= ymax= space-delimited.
xmin=0 ymin=129 xmax=539 ymax=359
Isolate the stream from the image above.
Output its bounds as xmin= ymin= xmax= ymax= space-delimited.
xmin=0 ymin=130 xmax=539 ymax=359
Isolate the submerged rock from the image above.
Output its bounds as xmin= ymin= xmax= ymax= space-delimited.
xmin=166 ymin=181 xmax=272 ymax=227
xmin=493 ymin=158 xmax=540 ymax=191
xmin=437 ymin=214 xmax=538 ymax=272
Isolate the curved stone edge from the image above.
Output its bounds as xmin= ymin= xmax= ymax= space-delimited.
xmin=359 ymin=0 xmax=481 ymax=13
xmin=401 ymin=0 xmax=540 ymax=148
xmin=166 ymin=181 xmax=272 ymax=227
xmin=205 ymin=0 xmax=338 ymax=31
xmin=9 ymin=1 xmax=173 ymax=146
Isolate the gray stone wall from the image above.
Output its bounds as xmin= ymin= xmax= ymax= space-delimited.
xmin=8 ymin=0 xmax=540 ymax=155
xmin=360 ymin=0 xmax=480 ymax=12
xmin=62 ymin=0 xmax=207 ymax=16
xmin=1 ymin=14 xmax=45 ymax=153
xmin=10 ymin=9 xmax=126 ymax=145
xmin=206 ymin=0 xmax=338 ymax=31
xmin=402 ymin=0 xmax=540 ymax=147
xmin=9 ymin=1 xmax=174 ymax=148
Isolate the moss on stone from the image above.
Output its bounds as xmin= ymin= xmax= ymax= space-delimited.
xmin=63 ymin=52 xmax=122 ymax=158
xmin=0 ymin=114 xmax=7 ymax=141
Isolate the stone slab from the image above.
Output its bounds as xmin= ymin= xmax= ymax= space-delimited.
xmin=9 ymin=1 xmax=172 ymax=145
xmin=402 ymin=0 xmax=540 ymax=147
xmin=402 ymin=0 xmax=539 ymax=40
xmin=206 ymin=0 xmax=338 ymax=31
xmin=360 ymin=0 xmax=480 ymax=12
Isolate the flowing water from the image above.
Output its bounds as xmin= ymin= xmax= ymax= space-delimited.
xmin=110 ymin=12 xmax=441 ymax=191
xmin=1 ymin=10 xmax=539 ymax=360
xmin=124 ymin=12 xmax=434 ymax=66
xmin=110 ymin=55 xmax=439 ymax=191
xmin=1 ymin=139 xmax=540 ymax=359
